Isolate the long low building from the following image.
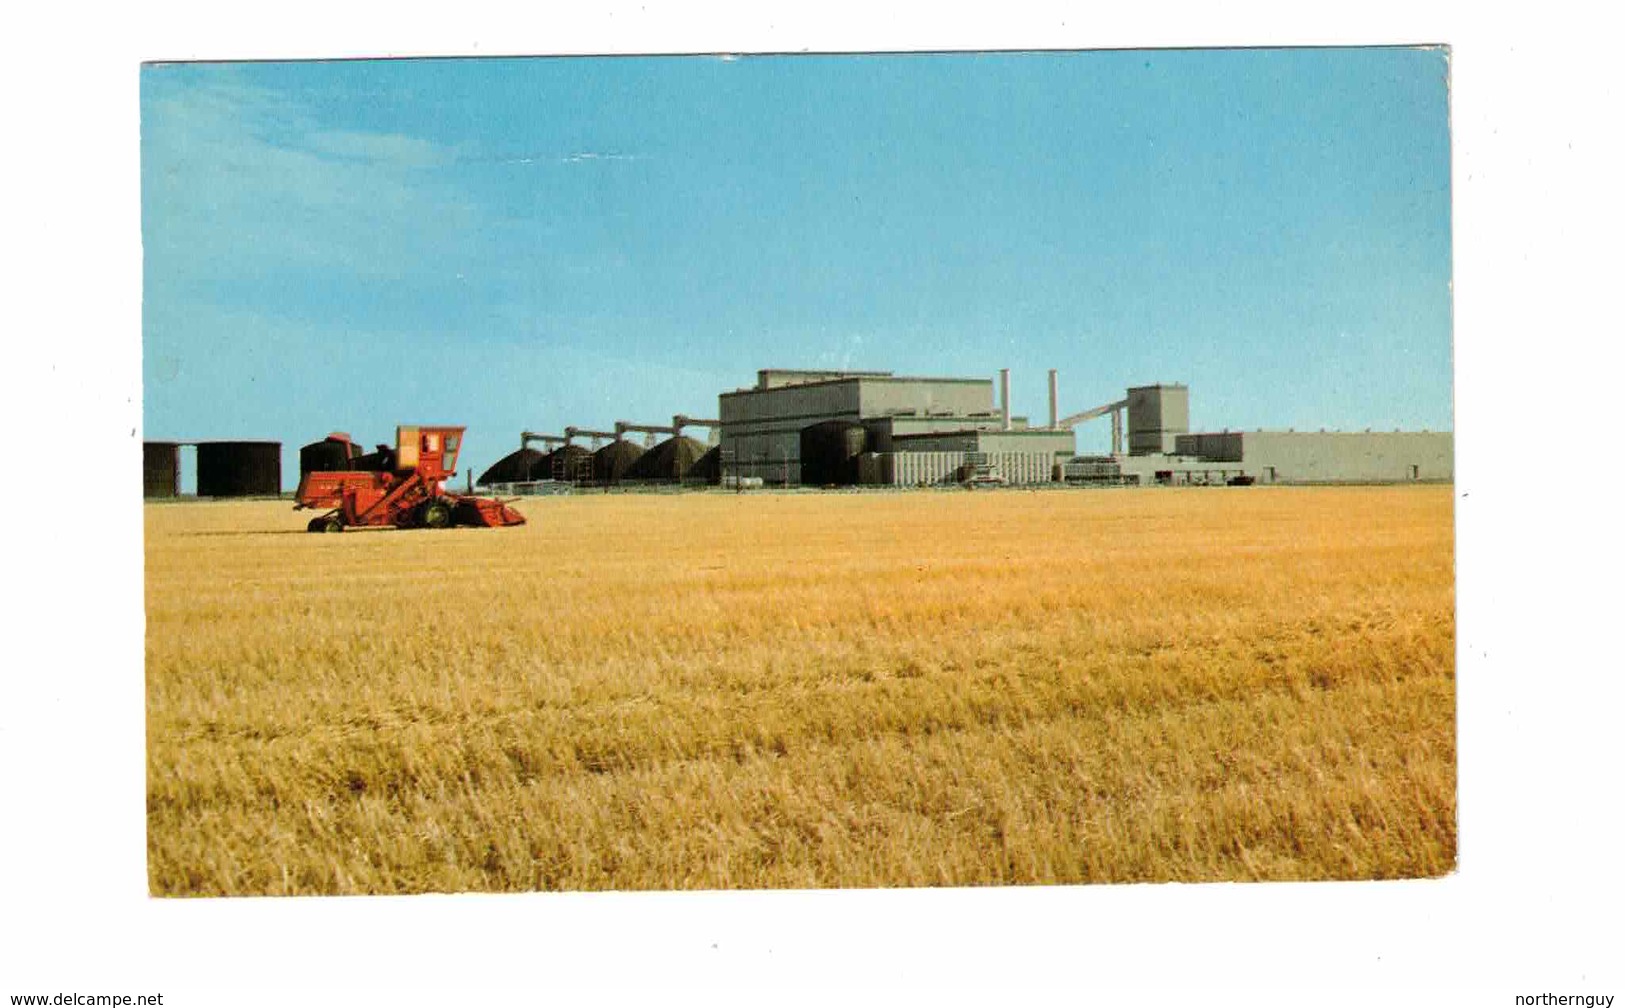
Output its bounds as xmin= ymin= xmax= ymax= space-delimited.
xmin=1115 ymin=429 xmax=1453 ymax=485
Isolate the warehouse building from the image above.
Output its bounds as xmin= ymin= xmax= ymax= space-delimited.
xmin=1114 ymin=429 xmax=1454 ymax=485
xmin=1065 ymin=383 xmax=1452 ymax=485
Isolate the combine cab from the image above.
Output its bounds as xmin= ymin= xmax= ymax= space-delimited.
xmin=295 ymin=425 xmax=526 ymax=532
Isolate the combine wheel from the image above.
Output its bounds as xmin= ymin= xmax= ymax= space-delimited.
xmin=422 ymin=500 xmax=453 ymax=529
xmin=318 ymin=515 xmax=344 ymax=533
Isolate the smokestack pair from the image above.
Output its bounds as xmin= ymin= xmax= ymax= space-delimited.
xmin=997 ymin=368 xmax=1061 ymax=431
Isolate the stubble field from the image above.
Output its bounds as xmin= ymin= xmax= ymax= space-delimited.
xmin=145 ymin=485 xmax=1454 ymax=896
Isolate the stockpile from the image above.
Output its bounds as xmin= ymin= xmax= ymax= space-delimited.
xmin=689 ymin=446 xmax=721 ymax=484
xmin=543 ymin=444 xmax=594 ymax=482
xmin=624 ymin=435 xmax=710 ymax=481
xmin=593 ymin=440 xmax=646 ymax=484
xmin=478 ymin=447 xmax=550 ymax=485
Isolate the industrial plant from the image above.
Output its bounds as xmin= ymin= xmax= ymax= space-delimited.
xmin=709 ymin=368 xmax=1451 ymax=488
xmin=141 ymin=367 xmax=1453 ymax=498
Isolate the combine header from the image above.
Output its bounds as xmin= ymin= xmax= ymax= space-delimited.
xmin=296 ymin=425 xmax=525 ymax=532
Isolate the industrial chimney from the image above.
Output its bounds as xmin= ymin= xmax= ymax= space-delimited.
xmin=999 ymin=369 xmax=1011 ymax=431
xmin=1048 ymin=369 xmax=1059 ymax=430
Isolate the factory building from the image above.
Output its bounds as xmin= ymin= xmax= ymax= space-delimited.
xmin=718 ymin=369 xmax=1074 ymax=485
xmin=1126 ymin=384 xmax=1190 ymax=455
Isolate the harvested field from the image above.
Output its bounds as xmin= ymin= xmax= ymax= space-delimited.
xmin=145 ymin=486 xmax=1454 ymax=896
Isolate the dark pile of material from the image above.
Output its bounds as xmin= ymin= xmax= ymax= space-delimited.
xmin=592 ymin=439 xmax=647 ymax=484
xmin=625 ymin=435 xmax=710 ymax=481
xmin=690 ymin=446 xmax=721 ymax=484
xmin=542 ymin=444 xmax=595 ymax=482
xmin=477 ymin=447 xmax=550 ymax=485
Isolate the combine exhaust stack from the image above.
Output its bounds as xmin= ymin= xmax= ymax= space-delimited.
xmin=295 ymin=425 xmax=526 ymax=532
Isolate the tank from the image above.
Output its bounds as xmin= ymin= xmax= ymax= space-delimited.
xmin=592 ymin=439 xmax=646 ymax=484
xmin=625 ymin=435 xmax=709 ymax=481
xmin=143 ymin=441 xmax=179 ymax=498
xmin=197 ymin=441 xmax=282 ymax=497
xmin=800 ymin=420 xmax=867 ymax=486
xmin=857 ymin=452 xmax=887 ymax=486
xmin=477 ymin=447 xmax=551 ymax=485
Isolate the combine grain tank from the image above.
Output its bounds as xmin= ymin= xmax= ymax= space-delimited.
xmin=299 ymin=434 xmax=363 ymax=475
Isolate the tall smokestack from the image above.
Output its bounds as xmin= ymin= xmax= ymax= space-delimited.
xmin=1048 ymin=369 xmax=1059 ymax=429
xmin=999 ymin=369 xmax=1011 ymax=431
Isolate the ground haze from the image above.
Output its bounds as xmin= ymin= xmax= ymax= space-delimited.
xmin=145 ymin=486 xmax=1455 ymax=895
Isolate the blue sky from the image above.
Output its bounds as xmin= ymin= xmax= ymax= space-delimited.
xmin=141 ymin=48 xmax=1451 ymax=486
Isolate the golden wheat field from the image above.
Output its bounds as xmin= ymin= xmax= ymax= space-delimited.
xmin=145 ymin=485 xmax=1454 ymax=896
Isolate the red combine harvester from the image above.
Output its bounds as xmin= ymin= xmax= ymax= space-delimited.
xmin=295 ymin=425 xmax=525 ymax=532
